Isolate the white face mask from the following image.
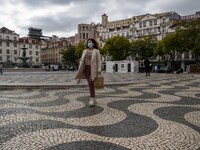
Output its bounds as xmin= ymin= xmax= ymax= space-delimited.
xmin=87 ymin=42 xmax=93 ymax=48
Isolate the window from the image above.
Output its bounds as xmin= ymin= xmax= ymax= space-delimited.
xmin=6 ymin=49 xmax=10 ymax=54
xmin=154 ymin=28 xmax=157 ymax=33
xmin=0 ymin=56 xmax=2 ymax=61
xmin=36 ymin=45 xmax=38 ymax=49
xmin=14 ymin=37 xmax=17 ymax=41
xmin=6 ymin=36 xmax=9 ymax=40
xmin=29 ymin=51 xmax=32 ymax=55
xmin=0 ymin=42 xmax=2 ymax=46
xmin=14 ymin=50 xmax=17 ymax=55
xmin=36 ymin=51 xmax=39 ymax=56
xmin=162 ymin=18 xmax=165 ymax=23
xmin=7 ymin=56 xmax=10 ymax=61
xmin=139 ymin=23 xmax=142 ymax=28
xmin=177 ymin=53 xmax=182 ymax=59
xmin=29 ymin=44 xmax=32 ymax=49
xmin=154 ymin=20 xmax=157 ymax=25
xmin=192 ymin=53 xmax=195 ymax=58
xmin=6 ymin=42 xmax=10 ymax=47
xmin=143 ymin=30 xmax=147 ymax=35
xmin=14 ymin=43 xmax=17 ymax=47
xmin=162 ymin=27 xmax=166 ymax=33
xmin=150 ymin=20 xmax=153 ymax=26
xmin=143 ymin=22 xmax=146 ymax=27
xmin=0 ymin=49 xmax=2 ymax=54
xmin=184 ymin=52 xmax=189 ymax=59
xmin=36 ymin=58 xmax=39 ymax=62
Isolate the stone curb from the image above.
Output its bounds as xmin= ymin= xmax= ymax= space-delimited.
xmin=0 ymin=83 xmax=134 ymax=90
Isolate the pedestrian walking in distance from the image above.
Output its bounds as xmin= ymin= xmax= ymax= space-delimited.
xmin=144 ymin=57 xmax=151 ymax=76
xmin=0 ymin=64 xmax=3 ymax=74
xmin=75 ymin=39 xmax=102 ymax=106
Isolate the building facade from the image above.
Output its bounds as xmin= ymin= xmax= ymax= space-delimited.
xmin=181 ymin=11 xmax=200 ymax=20
xmin=41 ymin=35 xmax=69 ymax=65
xmin=19 ymin=37 xmax=41 ymax=66
xmin=77 ymin=23 xmax=100 ymax=43
xmin=100 ymin=12 xmax=180 ymax=43
xmin=0 ymin=27 xmax=20 ymax=67
xmin=130 ymin=12 xmax=180 ymax=41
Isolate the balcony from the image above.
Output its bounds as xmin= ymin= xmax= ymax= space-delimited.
xmin=0 ymin=39 xmax=19 ymax=42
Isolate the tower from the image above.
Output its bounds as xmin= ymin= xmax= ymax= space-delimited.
xmin=102 ymin=14 xmax=108 ymax=27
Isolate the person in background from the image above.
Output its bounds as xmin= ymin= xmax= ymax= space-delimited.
xmin=154 ymin=64 xmax=158 ymax=73
xmin=75 ymin=38 xmax=101 ymax=106
xmin=144 ymin=57 xmax=151 ymax=76
xmin=0 ymin=64 xmax=3 ymax=74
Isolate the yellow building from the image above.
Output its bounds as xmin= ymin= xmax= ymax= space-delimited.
xmin=0 ymin=27 xmax=20 ymax=67
xmin=41 ymin=35 xmax=69 ymax=65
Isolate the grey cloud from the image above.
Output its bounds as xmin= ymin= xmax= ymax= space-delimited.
xmin=20 ymin=0 xmax=90 ymax=8
xmin=1 ymin=0 xmax=200 ymax=37
xmin=19 ymin=14 xmax=88 ymax=36
xmin=146 ymin=0 xmax=200 ymax=16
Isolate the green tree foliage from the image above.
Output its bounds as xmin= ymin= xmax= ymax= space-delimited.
xmin=155 ymin=40 xmax=165 ymax=57
xmin=161 ymin=33 xmax=181 ymax=71
xmin=131 ymin=36 xmax=156 ymax=60
xmin=75 ymin=41 xmax=86 ymax=58
xmin=176 ymin=19 xmax=200 ymax=70
xmin=61 ymin=45 xmax=78 ymax=68
xmin=103 ymin=36 xmax=131 ymax=60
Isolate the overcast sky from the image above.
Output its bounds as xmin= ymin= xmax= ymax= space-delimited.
xmin=0 ymin=0 xmax=199 ymax=38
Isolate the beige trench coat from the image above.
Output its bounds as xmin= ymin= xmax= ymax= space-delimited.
xmin=75 ymin=49 xmax=101 ymax=81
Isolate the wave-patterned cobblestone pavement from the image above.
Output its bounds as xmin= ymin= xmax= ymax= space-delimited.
xmin=0 ymin=73 xmax=200 ymax=149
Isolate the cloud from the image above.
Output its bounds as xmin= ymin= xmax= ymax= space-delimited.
xmin=146 ymin=0 xmax=200 ymax=15
xmin=0 ymin=0 xmax=199 ymax=37
xmin=20 ymin=0 xmax=86 ymax=7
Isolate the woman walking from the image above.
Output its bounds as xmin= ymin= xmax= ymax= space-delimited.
xmin=75 ymin=39 xmax=101 ymax=106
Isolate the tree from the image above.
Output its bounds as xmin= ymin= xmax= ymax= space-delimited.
xmin=131 ymin=36 xmax=156 ymax=60
xmin=103 ymin=36 xmax=131 ymax=60
xmin=176 ymin=19 xmax=200 ymax=71
xmin=61 ymin=45 xmax=79 ymax=69
xmin=75 ymin=41 xmax=85 ymax=58
xmin=160 ymin=33 xmax=180 ymax=71
xmin=155 ymin=40 xmax=165 ymax=57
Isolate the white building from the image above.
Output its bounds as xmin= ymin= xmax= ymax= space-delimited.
xmin=130 ymin=12 xmax=180 ymax=41
xmin=99 ymin=12 xmax=180 ymax=43
xmin=106 ymin=61 xmax=139 ymax=73
xmin=0 ymin=27 xmax=20 ymax=66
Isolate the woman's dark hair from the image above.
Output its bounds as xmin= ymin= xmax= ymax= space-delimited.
xmin=86 ymin=38 xmax=98 ymax=49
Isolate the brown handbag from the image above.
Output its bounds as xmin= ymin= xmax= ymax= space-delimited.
xmin=94 ymin=75 xmax=104 ymax=89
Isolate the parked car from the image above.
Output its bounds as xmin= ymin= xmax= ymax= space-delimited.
xmin=175 ymin=68 xmax=183 ymax=74
xmin=66 ymin=66 xmax=76 ymax=71
xmin=52 ymin=65 xmax=59 ymax=71
xmin=158 ymin=66 xmax=172 ymax=73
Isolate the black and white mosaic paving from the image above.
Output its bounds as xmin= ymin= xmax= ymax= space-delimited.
xmin=0 ymin=74 xmax=200 ymax=150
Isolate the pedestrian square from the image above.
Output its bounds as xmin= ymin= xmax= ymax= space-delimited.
xmin=0 ymin=72 xmax=199 ymax=149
